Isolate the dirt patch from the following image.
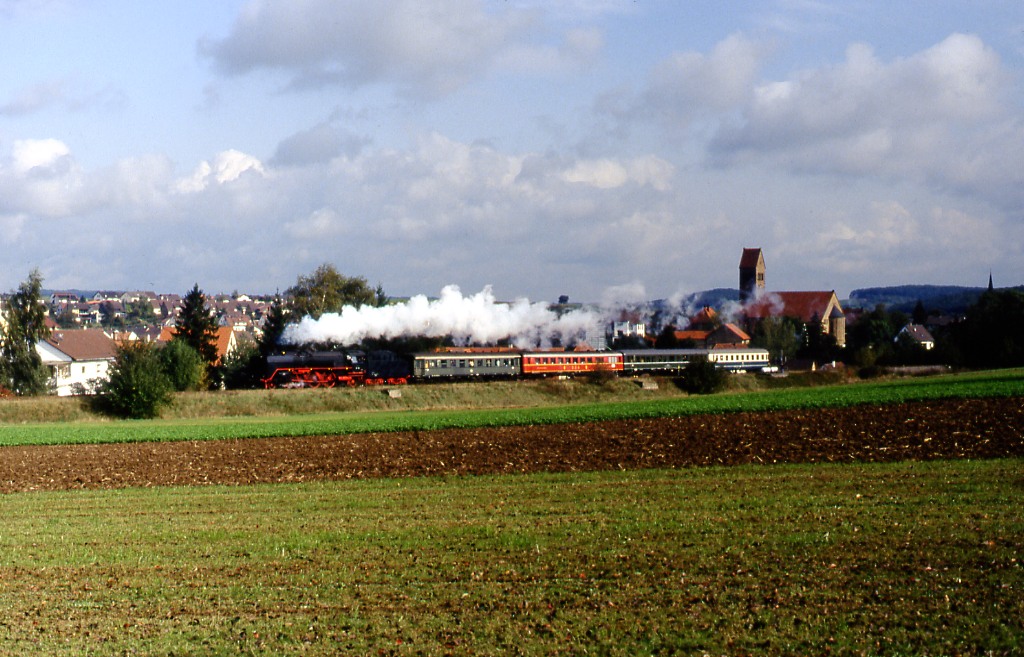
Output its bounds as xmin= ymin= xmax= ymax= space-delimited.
xmin=2 ymin=396 xmax=1021 ymax=493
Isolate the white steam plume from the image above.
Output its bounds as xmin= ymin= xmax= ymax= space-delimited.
xmin=281 ymin=285 xmax=603 ymax=348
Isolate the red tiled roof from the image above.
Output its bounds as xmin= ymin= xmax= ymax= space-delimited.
xmin=744 ymin=291 xmax=840 ymax=323
xmin=687 ymin=306 xmax=718 ymax=330
xmin=674 ymin=330 xmax=710 ymax=342
xmin=158 ymin=326 xmax=236 ymax=364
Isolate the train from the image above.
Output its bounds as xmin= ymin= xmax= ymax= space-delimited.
xmin=262 ymin=346 xmax=773 ymax=388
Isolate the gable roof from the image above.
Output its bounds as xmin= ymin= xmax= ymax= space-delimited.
xmin=899 ymin=324 xmax=935 ymax=344
xmin=687 ymin=306 xmax=718 ymax=330
xmin=739 ymin=248 xmax=764 ymax=269
xmin=706 ymin=322 xmax=750 ymax=345
xmin=744 ymin=291 xmax=841 ymax=323
xmin=45 ymin=329 xmax=117 ymax=361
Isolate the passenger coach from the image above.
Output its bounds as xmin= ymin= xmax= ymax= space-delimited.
xmin=619 ymin=348 xmax=770 ymax=375
xmin=520 ymin=351 xmax=624 ymax=376
xmin=411 ymin=351 xmax=521 ymax=379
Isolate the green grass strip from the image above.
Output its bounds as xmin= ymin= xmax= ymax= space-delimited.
xmin=1 ymin=368 xmax=1021 ymax=447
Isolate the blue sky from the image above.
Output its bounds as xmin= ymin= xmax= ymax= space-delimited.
xmin=1 ymin=0 xmax=1021 ymax=303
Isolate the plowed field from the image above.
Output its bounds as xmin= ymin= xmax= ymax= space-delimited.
xmin=2 ymin=395 xmax=1021 ymax=493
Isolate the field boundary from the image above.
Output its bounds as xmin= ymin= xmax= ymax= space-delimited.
xmin=0 ymin=368 xmax=1021 ymax=447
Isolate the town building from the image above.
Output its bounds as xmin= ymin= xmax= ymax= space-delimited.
xmin=36 ymin=329 xmax=117 ymax=396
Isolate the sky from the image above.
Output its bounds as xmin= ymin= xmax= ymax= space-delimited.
xmin=0 ymin=0 xmax=1021 ymax=304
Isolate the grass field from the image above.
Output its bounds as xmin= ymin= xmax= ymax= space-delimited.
xmin=0 ymin=459 xmax=1019 ymax=655
xmin=0 ymin=368 xmax=1021 ymax=447
xmin=1 ymin=369 xmax=1020 ymax=654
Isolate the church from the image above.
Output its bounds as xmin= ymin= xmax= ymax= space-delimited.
xmin=738 ymin=248 xmax=846 ymax=348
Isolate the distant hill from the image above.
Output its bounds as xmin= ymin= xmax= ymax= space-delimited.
xmin=679 ymin=288 xmax=740 ymax=309
xmin=846 ymin=285 xmax=1024 ymax=314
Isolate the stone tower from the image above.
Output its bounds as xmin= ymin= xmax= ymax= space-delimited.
xmin=739 ymin=248 xmax=765 ymax=304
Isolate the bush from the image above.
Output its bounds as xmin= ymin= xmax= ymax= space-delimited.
xmin=221 ymin=339 xmax=265 ymax=390
xmin=97 ymin=341 xmax=173 ymax=419
xmin=678 ymin=356 xmax=726 ymax=395
xmin=158 ymin=339 xmax=207 ymax=391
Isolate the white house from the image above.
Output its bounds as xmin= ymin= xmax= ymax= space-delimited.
xmin=896 ymin=324 xmax=936 ymax=350
xmin=36 ymin=329 xmax=118 ymax=396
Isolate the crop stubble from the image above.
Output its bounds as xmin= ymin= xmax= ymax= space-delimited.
xmin=1 ymin=395 xmax=1021 ymax=493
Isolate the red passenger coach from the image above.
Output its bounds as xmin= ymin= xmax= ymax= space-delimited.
xmin=520 ymin=351 xmax=624 ymax=377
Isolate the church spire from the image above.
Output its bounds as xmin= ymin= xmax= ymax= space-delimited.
xmin=988 ymin=271 xmax=994 ymax=291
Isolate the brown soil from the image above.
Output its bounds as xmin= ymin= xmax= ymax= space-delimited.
xmin=2 ymin=396 xmax=1021 ymax=493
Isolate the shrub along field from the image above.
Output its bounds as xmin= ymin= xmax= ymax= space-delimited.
xmin=0 ymin=368 xmax=1020 ymax=655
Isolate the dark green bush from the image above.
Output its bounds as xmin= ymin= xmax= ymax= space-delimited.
xmin=97 ymin=341 xmax=173 ymax=419
xmin=678 ymin=356 xmax=726 ymax=394
xmin=158 ymin=339 xmax=207 ymax=391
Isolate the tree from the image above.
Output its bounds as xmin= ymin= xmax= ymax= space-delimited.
xmin=0 ymin=269 xmax=52 ymax=395
xmin=157 ymin=339 xmax=207 ymax=391
xmin=912 ymin=299 xmax=928 ymax=326
xmin=96 ymin=341 xmax=173 ymax=418
xmin=654 ymin=325 xmax=680 ymax=349
xmin=679 ymin=355 xmax=726 ymax=395
xmin=955 ymin=289 xmax=1024 ymax=369
xmin=286 ymin=264 xmax=382 ymax=320
xmin=749 ymin=316 xmax=801 ymax=367
xmin=221 ymin=338 xmax=264 ymax=390
xmin=175 ymin=284 xmax=219 ymax=370
xmin=125 ymin=299 xmax=157 ymax=326
xmin=258 ymin=295 xmax=291 ymax=356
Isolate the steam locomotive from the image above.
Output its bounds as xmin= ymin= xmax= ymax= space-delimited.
xmin=262 ymin=346 xmax=772 ymax=388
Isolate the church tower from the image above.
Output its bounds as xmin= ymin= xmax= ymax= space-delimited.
xmin=739 ymin=248 xmax=765 ymax=304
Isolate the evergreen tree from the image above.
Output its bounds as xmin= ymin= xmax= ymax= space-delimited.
xmin=258 ymin=295 xmax=290 ymax=356
xmin=175 ymin=284 xmax=219 ymax=369
xmin=0 ymin=269 xmax=52 ymax=395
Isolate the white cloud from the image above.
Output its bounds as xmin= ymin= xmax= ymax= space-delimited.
xmin=11 ymin=138 xmax=70 ymax=173
xmin=176 ymin=149 xmax=265 ymax=193
xmin=560 ymin=155 xmax=673 ymax=190
xmin=708 ymin=33 xmax=1022 ymax=208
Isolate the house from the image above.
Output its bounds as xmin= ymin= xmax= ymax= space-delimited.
xmin=668 ymin=306 xmax=723 ymax=347
xmin=897 ymin=324 xmax=936 ymax=350
xmin=706 ymin=323 xmax=751 ymax=348
xmin=36 ymin=329 xmax=117 ymax=396
xmin=158 ymin=326 xmax=238 ymax=365
xmin=612 ymin=320 xmax=646 ymax=340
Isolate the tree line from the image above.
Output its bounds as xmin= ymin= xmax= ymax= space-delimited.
xmin=743 ymin=290 xmax=1024 ymax=375
xmin=1 ymin=264 xmax=384 ymax=417
xmin=3 ymin=264 xmax=1022 ymax=416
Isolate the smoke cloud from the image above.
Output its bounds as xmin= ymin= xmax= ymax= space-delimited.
xmin=281 ymin=285 xmax=604 ymax=348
